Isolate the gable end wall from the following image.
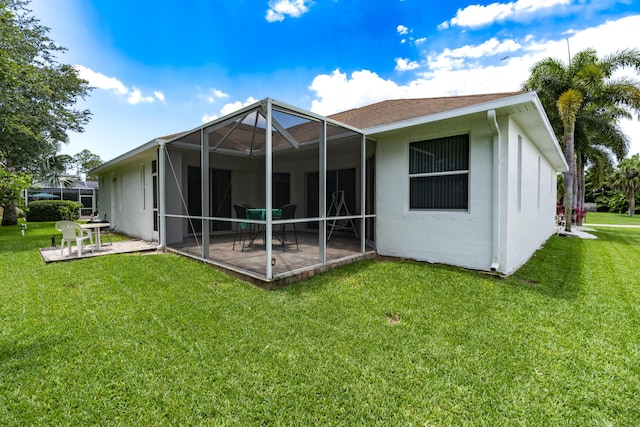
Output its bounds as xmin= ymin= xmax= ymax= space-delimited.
xmin=375 ymin=117 xmax=494 ymax=271
xmin=501 ymin=116 xmax=557 ymax=273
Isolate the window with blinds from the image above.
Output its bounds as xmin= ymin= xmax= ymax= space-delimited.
xmin=409 ymin=134 xmax=469 ymax=210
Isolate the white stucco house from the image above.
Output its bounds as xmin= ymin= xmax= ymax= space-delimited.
xmin=92 ymin=91 xmax=567 ymax=285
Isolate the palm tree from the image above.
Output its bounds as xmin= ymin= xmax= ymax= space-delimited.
xmin=523 ymin=48 xmax=640 ymax=231
xmin=573 ymin=103 xmax=629 ymax=223
xmin=37 ymin=153 xmax=76 ymax=199
xmin=556 ymin=89 xmax=582 ymax=230
xmin=611 ymin=154 xmax=640 ymax=217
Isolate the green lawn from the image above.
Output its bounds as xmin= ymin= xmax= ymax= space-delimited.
xmin=1 ymin=221 xmax=639 ymax=425
xmin=584 ymin=211 xmax=640 ymax=226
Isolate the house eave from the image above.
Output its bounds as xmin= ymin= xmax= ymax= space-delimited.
xmin=90 ymin=139 xmax=162 ymax=175
xmin=364 ymin=91 xmax=569 ymax=173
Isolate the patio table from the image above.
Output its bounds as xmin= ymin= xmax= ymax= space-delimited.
xmin=81 ymin=222 xmax=110 ymax=250
xmin=246 ymin=208 xmax=282 ymax=248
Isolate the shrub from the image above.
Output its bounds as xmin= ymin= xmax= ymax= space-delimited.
xmin=26 ymin=200 xmax=83 ymax=222
xmin=606 ymin=193 xmax=629 ymax=214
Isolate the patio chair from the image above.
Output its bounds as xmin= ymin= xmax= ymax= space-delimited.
xmin=90 ymin=214 xmax=114 ymax=245
xmin=55 ymin=220 xmax=94 ymax=257
xmin=103 ymin=224 xmax=116 ymax=245
xmin=279 ymin=204 xmax=299 ymax=251
xmin=232 ymin=204 xmax=250 ymax=251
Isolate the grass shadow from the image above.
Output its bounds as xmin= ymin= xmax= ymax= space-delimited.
xmin=508 ymin=234 xmax=587 ymax=300
xmin=276 ymin=258 xmax=379 ymax=296
xmin=0 ymin=334 xmax=68 ymax=370
xmin=588 ymin=227 xmax=640 ymax=247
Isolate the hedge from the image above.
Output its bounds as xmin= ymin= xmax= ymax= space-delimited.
xmin=26 ymin=200 xmax=83 ymax=222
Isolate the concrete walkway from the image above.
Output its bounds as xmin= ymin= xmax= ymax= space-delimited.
xmin=558 ymin=226 xmax=598 ymax=239
xmin=557 ymin=222 xmax=640 ymax=240
xmin=583 ymin=223 xmax=640 ymax=228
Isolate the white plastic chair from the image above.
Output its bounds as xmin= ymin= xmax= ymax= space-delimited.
xmin=55 ymin=221 xmax=94 ymax=257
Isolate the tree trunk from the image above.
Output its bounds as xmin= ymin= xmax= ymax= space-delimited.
xmin=1 ymin=204 xmax=18 ymax=226
xmin=575 ymin=157 xmax=581 ymax=225
xmin=629 ymin=190 xmax=635 ymax=217
xmin=576 ymin=158 xmax=585 ymax=226
xmin=563 ymin=125 xmax=575 ymax=232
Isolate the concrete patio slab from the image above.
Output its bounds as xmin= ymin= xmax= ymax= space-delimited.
xmin=40 ymin=240 xmax=159 ymax=263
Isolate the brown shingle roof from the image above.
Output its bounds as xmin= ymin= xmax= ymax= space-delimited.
xmin=158 ymin=131 xmax=189 ymax=141
xmin=328 ymin=91 xmax=525 ymax=129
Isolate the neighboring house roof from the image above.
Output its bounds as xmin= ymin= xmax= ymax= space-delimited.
xmin=75 ymin=180 xmax=99 ymax=190
xmin=32 ymin=180 xmax=99 ymax=190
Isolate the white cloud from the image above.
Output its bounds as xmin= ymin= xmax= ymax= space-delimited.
xmin=308 ymin=14 xmax=640 ymax=158
xmin=127 ymin=88 xmax=155 ymax=105
xmin=397 ymin=25 xmax=409 ymax=35
xmin=309 ymin=59 xmax=542 ymax=116
xmin=74 ymin=65 xmax=162 ymax=105
xmin=415 ymin=37 xmax=427 ymax=45
xmin=266 ymin=0 xmax=311 ymax=22
xmin=309 ymin=69 xmax=406 ymax=115
xmin=308 ymin=35 xmax=564 ymax=115
xmin=324 ymin=14 xmax=640 ymax=154
xmin=74 ymin=65 xmax=127 ymax=94
xmin=442 ymin=0 xmax=571 ymax=29
xmin=203 ymin=88 xmax=231 ymax=103
xmin=201 ymin=97 xmax=260 ymax=123
xmin=427 ymin=37 xmax=522 ymax=72
xmin=202 ymin=113 xmax=218 ymax=123
xmin=395 ymin=58 xmax=420 ymax=72
xmin=563 ymin=15 xmax=640 ymax=59
xmin=220 ymin=97 xmax=259 ymax=116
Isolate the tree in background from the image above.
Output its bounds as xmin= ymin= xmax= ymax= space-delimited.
xmin=36 ymin=153 xmax=76 ymax=192
xmin=0 ymin=0 xmax=92 ymax=225
xmin=573 ymin=102 xmax=629 ymax=223
xmin=0 ymin=167 xmax=32 ymax=225
xmin=584 ymin=160 xmax=613 ymax=207
xmin=73 ymin=149 xmax=103 ymax=181
xmin=610 ymin=154 xmax=640 ymax=217
xmin=523 ymin=48 xmax=640 ymax=230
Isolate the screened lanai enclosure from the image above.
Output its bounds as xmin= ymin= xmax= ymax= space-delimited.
xmin=158 ymin=99 xmax=376 ymax=282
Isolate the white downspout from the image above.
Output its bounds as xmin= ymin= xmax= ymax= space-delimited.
xmin=158 ymin=140 xmax=167 ymax=250
xmin=487 ymin=110 xmax=501 ymax=272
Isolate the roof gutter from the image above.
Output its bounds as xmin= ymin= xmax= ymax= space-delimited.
xmin=364 ymin=92 xmax=536 ymax=136
xmin=487 ymin=109 xmax=502 ymax=273
xmin=90 ymin=139 xmax=160 ymax=175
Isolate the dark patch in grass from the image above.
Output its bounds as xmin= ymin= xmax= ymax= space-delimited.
xmin=385 ymin=312 xmax=402 ymax=325
xmin=509 ymin=235 xmax=586 ymax=299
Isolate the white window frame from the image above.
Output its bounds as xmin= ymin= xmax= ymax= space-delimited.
xmin=408 ymin=134 xmax=470 ymax=211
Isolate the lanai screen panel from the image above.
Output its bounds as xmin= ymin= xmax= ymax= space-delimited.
xmin=162 ymin=99 xmax=373 ymax=281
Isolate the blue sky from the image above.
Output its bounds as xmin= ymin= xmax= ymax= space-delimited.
xmin=29 ymin=0 xmax=640 ymax=162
